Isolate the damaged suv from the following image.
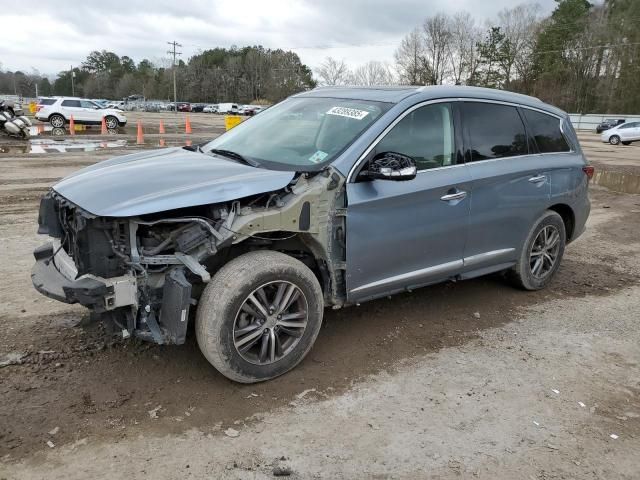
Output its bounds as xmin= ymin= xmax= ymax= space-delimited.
xmin=32 ymin=86 xmax=591 ymax=383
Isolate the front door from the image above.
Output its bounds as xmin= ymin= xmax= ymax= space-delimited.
xmin=346 ymin=102 xmax=470 ymax=303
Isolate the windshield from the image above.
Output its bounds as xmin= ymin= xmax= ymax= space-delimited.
xmin=202 ymin=97 xmax=391 ymax=170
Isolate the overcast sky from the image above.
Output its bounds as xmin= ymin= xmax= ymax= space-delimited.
xmin=1 ymin=0 xmax=562 ymax=76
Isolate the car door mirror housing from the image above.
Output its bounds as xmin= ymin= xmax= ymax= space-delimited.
xmin=366 ymin=152 xmax=417 ymax=181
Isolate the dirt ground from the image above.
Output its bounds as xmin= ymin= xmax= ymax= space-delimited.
xmin=1 ymin=118 xmax=639 ymax=479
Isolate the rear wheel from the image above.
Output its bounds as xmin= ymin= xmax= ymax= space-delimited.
xmin=609 ymin=135 xmax=621 ymax=145
xmin=509 ymin=211 xmax=566 ymax=291
xmin=49 ymin=114 xmax=65 ymax=128
xmin=196 ymin=251 xmax=324 ymax=383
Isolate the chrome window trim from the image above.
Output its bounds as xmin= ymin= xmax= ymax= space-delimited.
xmin=346 ymin=98 xmax=574 ymax=183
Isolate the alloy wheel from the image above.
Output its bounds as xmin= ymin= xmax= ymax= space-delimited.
xmin=529 ymin=225 xmax=561 ymax=279
xmin=233 ymin=281 xmax=308 ymax=365
xmin=105 ymin=116 xmax=118 ymax=129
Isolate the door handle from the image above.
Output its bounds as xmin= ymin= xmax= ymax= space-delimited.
xmin=440 ymin=190 xmax=467 ymax=202
xmin=528 ymin=175 xmax=547 ymax=184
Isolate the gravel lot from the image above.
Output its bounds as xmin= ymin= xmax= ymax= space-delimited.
xmin=1 ymin=116 xmax=639 ymax=479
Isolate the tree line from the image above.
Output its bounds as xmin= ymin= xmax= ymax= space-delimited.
xmin=0 ymin=46 xmax=315 ymax=104
xmin=1 ymin=0 xmax=638 ymax=113
xmin=317 ymin=0 xmax=640 ymax=114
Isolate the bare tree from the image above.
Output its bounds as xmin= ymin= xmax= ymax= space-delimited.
xmin=351 ymin=61 xmax=396 ymax=86
xmin=448 ymin=12 xmax=481 ymax=85
xmin=394 ymin=27 xmax=427 ymax=84
xmin=497 ymin=3 xmax=541 ymax=87
xmin=315 ymin=57 xmax=351 ymax=86
xmin=423 ymin=13 xmax=452 ymax=84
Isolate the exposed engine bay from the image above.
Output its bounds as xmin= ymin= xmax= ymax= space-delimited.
xmin=33 ymin=169 xmax=346 ymax=345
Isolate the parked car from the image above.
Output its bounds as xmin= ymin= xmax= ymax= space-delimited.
xmin=217 ymin=103 xmax=239 ymax=114
xmin=35 ymin=97 xmax=127 ymax=129
xmin=595 ymin=118 xmax=625 ymax=133
xmin=177 ymin=103 xmax=192 ymax=112
xmin=601 ymin=121 xmax=640 ymax=145
xmin=191 ymin=103 xmax=205 ymax=113
xmin=32 ymin=86 xmax=591 ymax=383
xmin=203 ymin=104 xmax=218 ymax=113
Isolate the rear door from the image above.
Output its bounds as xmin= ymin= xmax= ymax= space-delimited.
xmin=346 ymin=102 xmax=471 ymax=302
xmin=461 ymin=102 xmax=550 ymax=273
xmin=619 ymin=122 xmax=640 ymax=141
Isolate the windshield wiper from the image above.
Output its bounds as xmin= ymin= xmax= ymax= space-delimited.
xmin=209 ymin=148 xmax=259 ymax=167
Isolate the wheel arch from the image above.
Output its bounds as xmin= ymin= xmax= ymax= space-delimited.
xmin=548 ymin=203 xmax=575 ymax=241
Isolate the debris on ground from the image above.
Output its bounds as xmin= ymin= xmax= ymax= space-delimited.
xmin=48 ymin=426 xmax=59 ymax=435
xmin=0 ymin=352 xmax=26 ymax=368
xmin=148 ymin=405 xmax=162 ymax=419
xmin=551 ymin=389 xmax=560 ymax=395
xmin=473 ymin=312 xmax=481 ymax=319
xmin=46 ymin=441 xmax=55 ymax=448
xmin=224 ymin=428 xmax=239 ymax=438
xmin=578 ymin=402 xmax=586 ymax=408
xmin=296 ymin=388 xmax=316 ymax=399
xmin=272 ymin=465 xmax=293 ymax=476
xmin=610 ymin=434 xmax=619 ymax=440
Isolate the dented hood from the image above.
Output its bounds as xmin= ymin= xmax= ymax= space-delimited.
xmin=52 ymin=147 xmax=295 ymax=217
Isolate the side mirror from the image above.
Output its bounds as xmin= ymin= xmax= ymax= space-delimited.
xmin=366 ymin=152 xmax=417 ymax=181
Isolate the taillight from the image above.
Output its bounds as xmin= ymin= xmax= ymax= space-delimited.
xmin=36 ymin=105 xmax=42 ymax=112
xmin=582 ymin=166 xmax=595 ymax=180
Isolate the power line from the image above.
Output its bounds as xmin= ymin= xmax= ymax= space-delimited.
xmin=167 ymin=40 xmax=182 ymax=112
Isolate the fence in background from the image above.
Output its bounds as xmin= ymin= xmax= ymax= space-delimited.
xmin=569 ymin=113 xmax=640 ymax=131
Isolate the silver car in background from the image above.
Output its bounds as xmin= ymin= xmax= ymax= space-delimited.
xmin=32 ymin=86 xmax=592 ymax=383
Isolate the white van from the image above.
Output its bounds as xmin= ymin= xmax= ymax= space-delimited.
xmin=216 ymin=103 xmax=239 ymax=114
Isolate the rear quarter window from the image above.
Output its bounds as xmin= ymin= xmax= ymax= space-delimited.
xmin=61 ymin=100 xmax=81 ymax=107
xmin=522 ymin=109 xmax=570 ymax=153
xmin=39 ymin=98 xmax=56 ymax=105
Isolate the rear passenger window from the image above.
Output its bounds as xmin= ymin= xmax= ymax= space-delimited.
xmin=463 ymin=103 xmax=528 ymax=160
xmin=61 ymin=100 xmax=80 ymax=107
xmin=375 ymin=103 xmax=455 ymax=170
xmin=522 ymin=109 xmax=570 ymax=153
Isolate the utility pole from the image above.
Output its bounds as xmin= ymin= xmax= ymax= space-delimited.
xmin=167 ymin=41 xmax=182 ymax=113
xmin=70 ymin=65 xmax=75 ymax=96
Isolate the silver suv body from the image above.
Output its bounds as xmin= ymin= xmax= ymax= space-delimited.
xmin=32 ymin=86 xmax=591 ymax=382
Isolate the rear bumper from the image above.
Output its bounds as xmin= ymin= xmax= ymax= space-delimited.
xmin=31 ymin=242 xmax=137 ymax=310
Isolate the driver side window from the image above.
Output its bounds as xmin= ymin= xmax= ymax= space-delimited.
xmin=375 ymin=103 xmax=455 ymax=170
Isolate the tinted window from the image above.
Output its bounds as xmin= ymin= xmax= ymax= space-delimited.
xmin=522 ymin=109 xmax=570 ymax=153
xmin=619 ymin=122 xmax=638 ymax=129
xmin=375 ymin=103 xmax=455 ymax=170
xmin=61 ymin=100 xmax=80 ymax=107
xmin=464 ymin=103 xmax=528 ymax=160
xmin=39 ymin=98 xmax=56 ymax=105
xmin=80 ymin=100 xmax=98 ymax=109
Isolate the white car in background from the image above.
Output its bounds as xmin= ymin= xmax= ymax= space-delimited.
xmin=601 ymin=121 xmax=640 ymax=145
xmin=203 ymin=104 xmax=218 ymax=113
xmin=35 ymin=97 xmax=127 ymax=129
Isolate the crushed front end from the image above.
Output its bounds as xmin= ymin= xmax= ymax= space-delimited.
xmin=33 ymin=191 xmax=216 ymax=345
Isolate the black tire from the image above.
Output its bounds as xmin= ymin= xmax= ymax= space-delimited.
xmin=104 ymin=115 xmax=119 ymax=129
xmin=49 ymin=114 xmax=65 ymax=128
xmin=622 ymin=141 xmax=631 ymax=146
xmin=609 ymin=135 xmax=621 ymax=145
xmin=508 ymin=211 xmax=566 ymax=291
xmin=196 ymin=251 xmax=324 ymax=383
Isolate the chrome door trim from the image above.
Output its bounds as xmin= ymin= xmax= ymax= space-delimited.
xmin=349 ymin=259 xmax=463 ymax=294
xmin=348 ymin=248 xmax=516 ymax=294
xmin=463 ymin=248 xmax=515 ymax=268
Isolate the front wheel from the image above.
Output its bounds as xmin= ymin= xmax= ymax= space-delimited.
xmin=104 ymin=115 xmax=119 ymax=129
xmin=196 ymin=251 xmax=324 ymax=383
xmin=609 ymin=135 xmax=621 ymax=145
xmin=508 ymin=211 xmax=566 ymax=291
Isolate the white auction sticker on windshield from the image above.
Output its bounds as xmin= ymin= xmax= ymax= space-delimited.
xmin=326 ymin=106 xmax=370 ymax=120
xmin=309 ymin=150 xmax=329 ymax=163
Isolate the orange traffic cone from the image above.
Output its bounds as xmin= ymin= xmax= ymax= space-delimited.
xmin=37 ymin=124 xmax=44 ymax=134
xmin=159 ymin=138 xmax=166 ymax=147
xmin=136 ymin=120 xmax=144 ymax=145
xmin=185 ymin=139 xmax=192 ymax=147
xmin=69 ymin=115 xmax=75 ymax=135
xmin=101 ymin=116 xmax=107 ymax=135
xmin=185 ymin=115 xmax=192 ymax=134
xmin=159 ymin=119 xmax=165 ymax=134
